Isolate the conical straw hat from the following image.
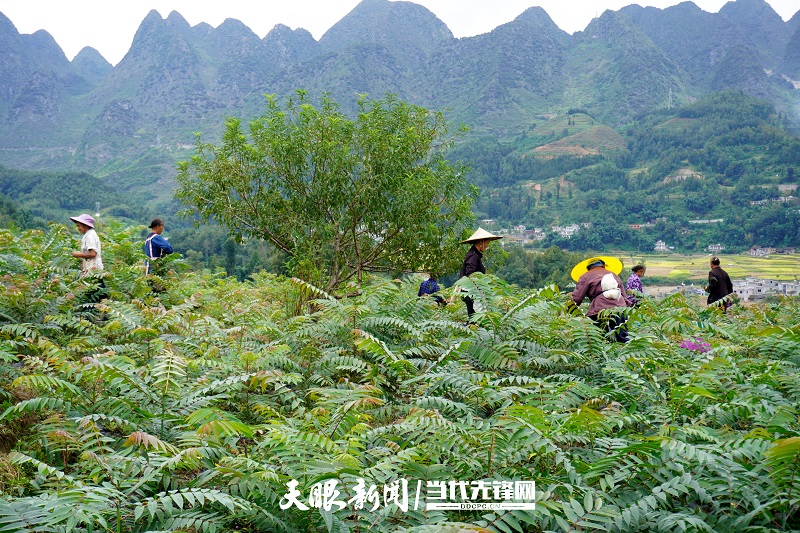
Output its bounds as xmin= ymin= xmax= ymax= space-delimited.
xmin=570 ymin=256 xmax=623 ymax=282
xmin=461 ymin=227 xmax=502 ymax=244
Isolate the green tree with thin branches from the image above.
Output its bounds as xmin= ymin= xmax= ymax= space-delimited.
xmin=176 ymin=92 xmax=477 ymax=291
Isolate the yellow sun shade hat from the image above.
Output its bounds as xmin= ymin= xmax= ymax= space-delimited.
xmin=570 ymin=256 xmax=623 ymax=282
xmin=461 ymin=227 xmax=503 ymax=244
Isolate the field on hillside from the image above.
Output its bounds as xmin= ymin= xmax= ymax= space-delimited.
xmin=652 ymin=117 xmax=700 ymax=132
xmin=531 ymin=125 xmax=627 ymax=158
xmin=620 ymin=252 xmax=800 ymax=281
xmin=516 ymin=113 xmax=628 ymax=159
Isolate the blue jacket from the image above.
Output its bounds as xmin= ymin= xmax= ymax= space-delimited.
xmin=144 ymin=232 xmax=173 ymax=273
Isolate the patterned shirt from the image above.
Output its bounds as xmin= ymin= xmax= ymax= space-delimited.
xmin=418 ymin=278 xmax=441 ymax=297
xmin=625 ymin=272 xmax=643 ymax=304
xmin=80 ymin=229 xmax=103 ymax=275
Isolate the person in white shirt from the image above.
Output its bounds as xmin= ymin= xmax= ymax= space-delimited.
xmin=70 ymin=213 xmax=105 ymax=303
xmin=70 ymin=213 xmax=103 ymax=274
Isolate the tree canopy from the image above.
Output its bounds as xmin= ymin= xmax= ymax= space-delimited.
xmin=176 ymin=92 xmax=477 ymax=290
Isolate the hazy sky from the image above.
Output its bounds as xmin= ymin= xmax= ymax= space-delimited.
xmin=0 ymin=0 xmax=797 ymax=65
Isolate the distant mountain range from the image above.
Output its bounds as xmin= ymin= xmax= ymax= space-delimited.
xmin=0 ymin=0 xmax=799 ymax=204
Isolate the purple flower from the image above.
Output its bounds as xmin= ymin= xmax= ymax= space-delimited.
xmin=680 ymin=337 xmax=712 ymax=353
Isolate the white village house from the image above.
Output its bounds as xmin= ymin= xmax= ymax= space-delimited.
xmin=733 ymin=278 xmax=800 ymax=301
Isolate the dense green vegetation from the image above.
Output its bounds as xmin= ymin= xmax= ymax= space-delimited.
xmin=176 ymin=93 xmax=476 ymax=291
xmin=0 ymin=193 xmax=40 ymax=230
xmin=1 ymin=223 xmax=799 ymax=532
xmin=495 ymin=246 xmax=584 ymax=290
xmin=451 ymin=91 xmax=800 ymax=253
xmin=0 ymin=166 xmax=146 ymax=223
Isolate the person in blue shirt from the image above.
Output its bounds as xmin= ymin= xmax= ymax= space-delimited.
xmin=418 ymin=274 xmax=444 ymax=305
xmin=143 ymin=218 xmax=174 ymax=274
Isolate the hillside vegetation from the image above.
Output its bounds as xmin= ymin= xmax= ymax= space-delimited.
xmin=0 ymin=165 xmax=145 ymax=223
xmin=1 ymin=0 xmax=799 ymax=193
xmin=1 ymin=222 xmax=799 ymax=532
xmin=2 ymin=91 xmax=799 ymax=277
xmin=457 ymin=91 xmax=800 ymax=253
xmin=530 ymin=126 xmax=626 ymax=158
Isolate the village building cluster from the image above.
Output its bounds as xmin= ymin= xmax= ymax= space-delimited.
xmin=733 ymin=278 xmax=800 ymax=301
xmin=750 ymin=196 xmax=796 ymax=206
xmin=481 ymin=221 xmax=594 ymax=245
xmin=748 ymin=246 xmax=796 ymax=257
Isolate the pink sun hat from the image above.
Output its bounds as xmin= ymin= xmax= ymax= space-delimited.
xmin=69 ymin=214 xmax=95 ymax=228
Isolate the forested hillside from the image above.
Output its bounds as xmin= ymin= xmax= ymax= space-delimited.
xmin=0 ymin=165 xmax=145 ymax=223
xmin=453 ymin=91 xmax=800 ymax=253
xmin=0 ymin=194 xmax=38 ymax=229
xmin=2 ymin=90 xmax=799 ymax=274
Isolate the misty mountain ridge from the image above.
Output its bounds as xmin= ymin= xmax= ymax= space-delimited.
xmin=0 ymin=0 xmax=798 ymax=202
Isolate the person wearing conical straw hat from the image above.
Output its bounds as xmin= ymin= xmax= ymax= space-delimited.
xmin=459 ymin=228 xmax=502 ymax=321
xmin=569 ymin=256 xmax=630 ymax=342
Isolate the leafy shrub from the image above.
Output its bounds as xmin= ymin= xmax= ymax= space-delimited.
xmin=0 ymin=223 xmax=799 ymax=532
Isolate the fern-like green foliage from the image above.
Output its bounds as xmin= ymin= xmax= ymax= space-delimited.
xmin=0 ymin=222 xmax=799 ymax=532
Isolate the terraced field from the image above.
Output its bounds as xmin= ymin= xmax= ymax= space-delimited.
xmin=621 ymin=253 xmax=800 ymax=281
xmin=530 ymin=125 xmax=627 ymax=158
